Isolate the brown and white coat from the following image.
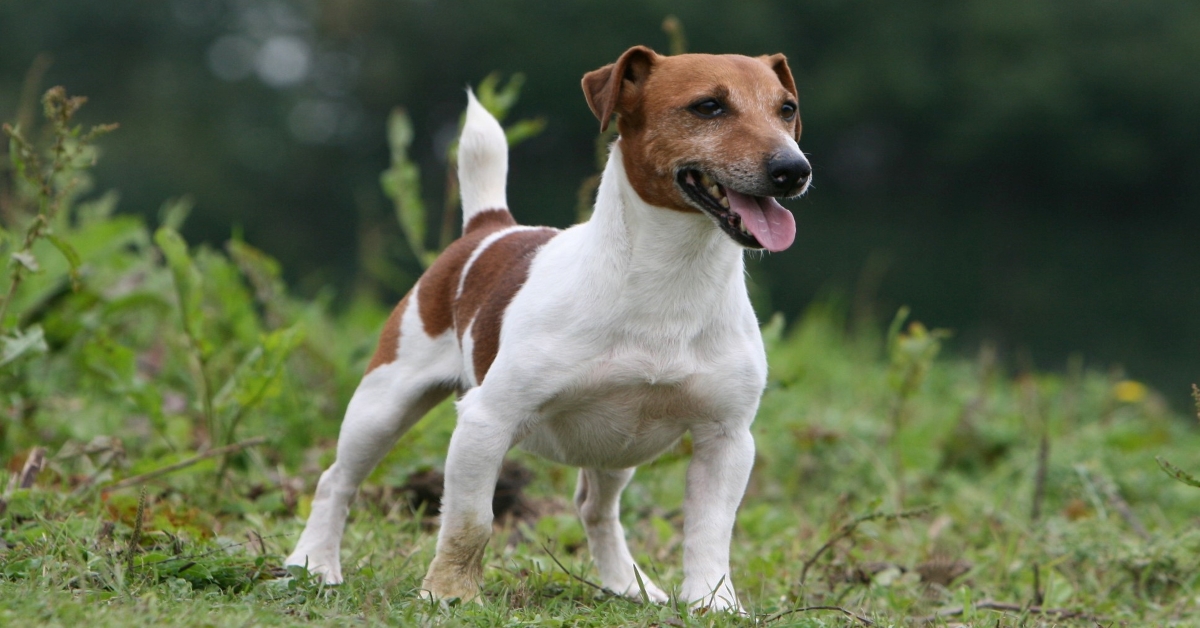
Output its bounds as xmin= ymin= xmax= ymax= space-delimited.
xmin=287 ymin=47 xmax=811 ymax=612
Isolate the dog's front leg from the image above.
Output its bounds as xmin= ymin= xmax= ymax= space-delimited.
xmin=680 ymin=424 xmax=755 ymax=613
xmin=421 ymin=397 xmax=516 ymax=602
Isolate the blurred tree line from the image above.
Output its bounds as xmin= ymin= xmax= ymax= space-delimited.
xmin=1 ymin=0 xmax=1197 ymax=404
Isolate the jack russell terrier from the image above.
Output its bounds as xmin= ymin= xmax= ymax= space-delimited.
xmin=286 ymin=45 xmax=811 ymax=612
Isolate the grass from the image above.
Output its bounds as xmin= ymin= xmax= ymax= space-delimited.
xmin=2 ymin=87 xmax=1199 ymax=627
xmin=2 ymin=305 xmax=1199 ymax=626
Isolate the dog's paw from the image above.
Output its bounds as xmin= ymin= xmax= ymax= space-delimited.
xmin=420 ymin=580 xmax=482 ymax=604
xmin=608 ymin=575 xmax=669 ymax=604
xmin=683 ymin=580 xmax=743 ymax=615
xmin=422 ymin=557 xmax=483 ymax=603
xmin=688 ymin=595 xmax=746 ymax=615
xmin=284 ymin=549 xmax=343 ymax=585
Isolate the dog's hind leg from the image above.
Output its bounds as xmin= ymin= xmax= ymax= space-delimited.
xmin=575 ymin=468 xmax=669 ymax=602
xmin=286 ymin=289 xmax=460 ymax=584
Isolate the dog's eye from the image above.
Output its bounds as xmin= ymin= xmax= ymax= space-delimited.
xmin=689 ymin=99 xmax=725 ymax=118
xmin=781 ymin=102 xmax=797 ymax=120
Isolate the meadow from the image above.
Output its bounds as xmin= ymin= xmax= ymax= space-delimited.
xmin=1 ymin=88 xmax=1198 ymax=627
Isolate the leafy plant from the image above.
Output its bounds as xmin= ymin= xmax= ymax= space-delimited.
xmin=0 ymin=89 xmax=343 ymax=474
xmin=884 ymin=306 xmax=950 ymax=504
xmin=1 ymin=88 xmax=116 ymax=363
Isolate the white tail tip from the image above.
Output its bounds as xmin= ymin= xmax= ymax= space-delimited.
xmin=458 ymin=89 xmax=509 ymax=226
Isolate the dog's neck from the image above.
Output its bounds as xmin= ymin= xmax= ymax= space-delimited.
xmin=579 ymin=142 xmax=749 ymax=327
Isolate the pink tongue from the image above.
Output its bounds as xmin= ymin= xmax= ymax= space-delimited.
xmin=725 ymin=188 xmax=797 ymax=252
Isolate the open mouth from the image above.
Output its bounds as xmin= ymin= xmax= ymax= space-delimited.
xmin=677 ymin=169 xmax=797 ymax=252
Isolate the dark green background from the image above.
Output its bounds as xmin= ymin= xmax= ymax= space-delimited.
xmin=2 ymin=0 xmax=1197 ymax=405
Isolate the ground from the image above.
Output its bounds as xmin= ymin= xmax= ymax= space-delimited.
xmin=2 ymin=305 xmax=1198 ymax=627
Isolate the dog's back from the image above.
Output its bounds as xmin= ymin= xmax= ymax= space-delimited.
xmin=365 ymin=93 xmax=559 ymax=387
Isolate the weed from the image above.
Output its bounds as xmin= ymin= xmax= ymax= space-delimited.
xmin=884 ymin=307 xmax=950 ymax=505
xmin=1156 ymin=385 xmax=1200 ymax=490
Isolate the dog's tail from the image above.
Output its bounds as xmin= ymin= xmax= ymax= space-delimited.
xmin=458 ymin=89 xmax=509 ymax=229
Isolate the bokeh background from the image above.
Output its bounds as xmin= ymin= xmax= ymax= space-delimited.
xmin=2 ymin=0 xmax=1197 ymax=406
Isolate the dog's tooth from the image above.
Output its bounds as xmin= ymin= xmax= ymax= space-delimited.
xmin=720 ymin=196 xmax=730 ymax=208
xmin=709 ymin=184 xmax=721 ymax=197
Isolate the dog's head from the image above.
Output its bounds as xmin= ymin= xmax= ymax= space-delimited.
xmin=583 ymin=46 xmax=809 ymax=252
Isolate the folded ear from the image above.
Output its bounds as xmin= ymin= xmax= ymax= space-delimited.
xmin=581 ymin=46 xmax=659 ymax=132
xmin=761 ymin=53 xmax=802 ymax=141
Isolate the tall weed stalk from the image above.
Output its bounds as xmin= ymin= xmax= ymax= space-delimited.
xmin=884 ymin=306 xmax=949 ymax=505
xmin=1 ymin=88 xmax=115 ymax=345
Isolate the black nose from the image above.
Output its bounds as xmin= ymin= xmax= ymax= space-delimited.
xmin=767 ymin=154 xmax=812 ymax=192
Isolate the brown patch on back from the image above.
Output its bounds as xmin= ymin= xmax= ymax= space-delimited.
xmin=582 ymin=48 xmax=802 ymax=212
xmin=456 ymin=228 xmax=558 ymax=383
xmin=365 ymin=291 xmax=410 ymax=374
xmin=417 ymin=210 xmax=516 ymax=337
xmin=464 ymin=208 xmax=516 ymax=235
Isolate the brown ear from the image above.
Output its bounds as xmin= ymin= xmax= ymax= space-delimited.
xmin=761 ymin=53 xmax=802 ymax=141
xmin=581 ymin=46 xmax=658 ymax=132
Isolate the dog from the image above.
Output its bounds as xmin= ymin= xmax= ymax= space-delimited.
xmin=285 ymin=45 xmax=811 ymax=612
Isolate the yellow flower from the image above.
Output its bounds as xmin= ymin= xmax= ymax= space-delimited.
xmin=1114 ymin=380 xmax=1148 ymax=403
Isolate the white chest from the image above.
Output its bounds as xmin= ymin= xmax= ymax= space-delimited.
xmin=515 ymin=337 xmax=763 ymax=469
xmin=490 ymin=164 xmax=768 ymax=469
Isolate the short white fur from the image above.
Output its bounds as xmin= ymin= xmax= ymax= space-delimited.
xmin=286 ymin=85 xmax=770 ymax=613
